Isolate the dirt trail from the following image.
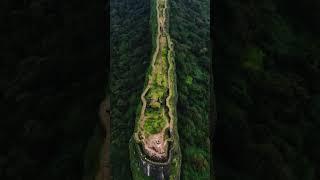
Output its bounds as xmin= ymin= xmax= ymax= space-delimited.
xmin=136 ymin=0 xmax=175 ymax=161
xmin=138 ymin=0 xmax=162 ymax=133
xmin=138 ymin=0 xmax=162 ymax=136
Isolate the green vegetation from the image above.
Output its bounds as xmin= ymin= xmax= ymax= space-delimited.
xmin=143 ymin=62 xmax=169 ymax=136
xmin=183 ymin=147 xmax=210 ymax=178
xmin=130 ymin=0 xmax=182 ymax=178
xmin=170 ymin=0 xmax=210 ymax=178
xmin=143 ymin=46 xmax=169 ymax=136
xmin=185 ymin=76 xmax=193 ymax=85
xmin=162 ymin=47 xmax=168 ymax=58
xmin=110 ymin=0 xmax=152 ymax=178
xmin=147 ymin=86 xmax=166 ymax=102
xmin=129 ymin=140 xmax=153 ymax=180
xmin=150 ymin=0 xmax=159 ymax=51
xmin=155 ymin=74 xmax=167 ymax=89
xmin=144 ymin=109 xmax=167 ymax=134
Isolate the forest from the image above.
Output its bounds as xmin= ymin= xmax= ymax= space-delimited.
xmin=169 ymin=0 xmax=210 ymax=178
xmin=111 ymin=0 xmax=210 ymax=178
xmin=213 ymin=0 xmax=320 ymax=179
xmin=110 ymin=0 xmax=152 ymax=178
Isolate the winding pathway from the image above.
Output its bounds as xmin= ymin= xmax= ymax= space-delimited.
xmin=136 ymin=0 xmax=175 ymax=160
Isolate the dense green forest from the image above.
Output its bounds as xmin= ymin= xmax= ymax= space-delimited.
xmin=169 ymin=0 xmax=210 ymax=178
xmin=111 ymin=0 xmax=210 ymax=178
xmin=213 ymin=0 xmax=320 ymax=179
xmin=110 ymin=0 xmax=152 ymax=178
xmin=0 ymin=0 xmax=107 ymax=179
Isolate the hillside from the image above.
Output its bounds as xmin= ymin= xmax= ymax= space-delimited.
xmin=169 ymin=0 xmax=211 ymax=178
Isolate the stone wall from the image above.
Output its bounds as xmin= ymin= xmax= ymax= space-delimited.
xmin=135 ymin=140 xmax=176 ymax=179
